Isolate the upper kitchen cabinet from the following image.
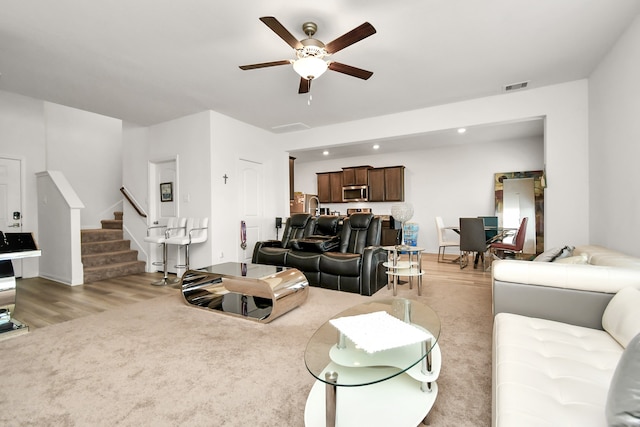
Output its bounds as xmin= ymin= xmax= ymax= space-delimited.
xmin=342 ymin=166 xmax=372 ymax=186
xmin=317 ymin=171 xmax=344 ymax=203
xmin=367 ymin=168 xmax=385 ymax=202
xmin=289 ymin=157 xmax=295 ymax=201
xmin=368 ymin=166 xmax=405 ymax=202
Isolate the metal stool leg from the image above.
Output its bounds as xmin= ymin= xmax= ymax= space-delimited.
xmin=151 ymin=242 xmax=170 ymax=286
xmin=170 ymin=243 xmax=190 ymax=284
xmin=152 ymin=242 xmax=181 ymax=286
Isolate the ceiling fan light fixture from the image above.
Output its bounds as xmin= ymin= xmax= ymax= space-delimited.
xmin=293 ymin=57 xmax=328 ymax=80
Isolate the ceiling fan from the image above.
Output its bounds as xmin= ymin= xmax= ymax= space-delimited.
xmin=239 ymin=16 xmax=376 ymax=94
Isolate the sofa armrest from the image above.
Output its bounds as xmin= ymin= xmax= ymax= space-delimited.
xmin=251 ymin=240 xmax=284 ymax=263
xmin=359 ymin=246 xmax=388 ymax=296
xmin=291 ymin=236 xmax=341 ymax=253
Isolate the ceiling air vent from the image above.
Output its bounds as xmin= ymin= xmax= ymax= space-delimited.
xmin=271 ymin=122 xmax=311 ymax=134
xmin=503 ymin=81 xmax=530 ymax=92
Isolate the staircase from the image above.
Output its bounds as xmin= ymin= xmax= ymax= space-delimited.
xmin=81 ymin=211 xmax=146 ymax=283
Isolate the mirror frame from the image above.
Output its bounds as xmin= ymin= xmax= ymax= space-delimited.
xmin=494 ymin=170 xmax=544 ymax=254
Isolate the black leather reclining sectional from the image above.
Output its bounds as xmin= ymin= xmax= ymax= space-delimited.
xmin=252 ymin=213 xmax=387 ymax=296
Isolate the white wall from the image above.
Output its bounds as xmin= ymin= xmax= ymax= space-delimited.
xmin=36 ymin=171 xmax=84 ymax=285
xmin=122 ymin=109 xmax=286 ymax=273
xmin=589 ymin=15 xmax=640 ymax=256
xmin=142 ymin=111 xmax=213 ymax=272
xmin=121 ymin=123 xmax=150 ymax=263
xmin=44 ymin=102 xmax=123 ymax=229
xmin=294 ymin=137 xmax=543 ymax=253
xmin=209 ymin=111 xmax=286 ymax=265
xmin=279 ymin=81 xmax=590 ymax=249
xmin=0 ymin=91 xmax=125 ymax=277
xmin=0 ymin=90 xmax=46 ymax=277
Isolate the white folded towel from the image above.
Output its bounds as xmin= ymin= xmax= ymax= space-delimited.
xmin=330 ymin=311 xmax=430 ymax=354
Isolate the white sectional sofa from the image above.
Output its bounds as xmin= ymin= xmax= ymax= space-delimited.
xmin=491 ymin=245 xmax=640 ymax=426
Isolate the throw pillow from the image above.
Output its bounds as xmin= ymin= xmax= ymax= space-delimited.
xmin=606 ymin=332 xmax=640 ymax=426
xmin=533 ymin=245 xmax=574 ymax=262
xmin=603 ymin=287 xmax=640 ymax=348
xmin=554 ymin=254 xmax=588 ymax=264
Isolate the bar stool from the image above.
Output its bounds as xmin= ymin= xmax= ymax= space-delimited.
xmin=166 ymin=217 xmax=209 ymax=276
xmin=144 ymin=217 xmax=186 ymax=286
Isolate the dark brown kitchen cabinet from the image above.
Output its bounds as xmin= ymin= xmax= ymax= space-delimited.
xmin=289 ymin=157 xmax=295 ymax=201
xmin=367 ymin=168 xmax=386 ymax=202
xmin=384 ymin=166 xmax=405 ymax=202
xmin=368 ymin=166 xmax=405 ymax=202
xmin=342 ymin=166 xmax=371 ymax=186
xmin=317 ymin=171 xmax=343 ymax=203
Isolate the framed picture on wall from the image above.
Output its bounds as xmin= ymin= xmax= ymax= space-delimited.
xmin=160 ymin=182 xmax=173 ymax=202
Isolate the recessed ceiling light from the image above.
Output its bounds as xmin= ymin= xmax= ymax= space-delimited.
xmin=457 ymin=128 xmax=466 ymax=134
xmin=373 ymin=144 xmax=380 ymax=150
xmin=323 ymin=150 xmax=329 ymax=156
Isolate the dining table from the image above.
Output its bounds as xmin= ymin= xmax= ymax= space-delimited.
xmin=443 ymin=225 xmax=517 ymax=267
xmin=444 ymin=225 xmax=517 ymax=244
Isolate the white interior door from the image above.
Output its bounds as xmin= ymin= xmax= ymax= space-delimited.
xmin=238 ymin=159 xmax=263 ymax=263
xmin=0 ymin=157 xmax=23 ymax=277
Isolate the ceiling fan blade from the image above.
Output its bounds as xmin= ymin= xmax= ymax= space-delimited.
xmin=298 ymin=78 xmax=311 ymax=94
xmin=325 ymin=22 xmax=376 ymax=54
xmin=259 ymin=16 xmax=303 ymax=50
xmin=239 ymin=60 xmax=291 ymax=70
xmin=328 ymin=62 xmax=373 ymax=80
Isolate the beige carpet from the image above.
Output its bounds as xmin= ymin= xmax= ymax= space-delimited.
xmin=0 ymin=278 xmax=493 ymax=426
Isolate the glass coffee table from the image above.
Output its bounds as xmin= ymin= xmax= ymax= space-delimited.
xmin=304 ymin=298 xmax=441 ymax=427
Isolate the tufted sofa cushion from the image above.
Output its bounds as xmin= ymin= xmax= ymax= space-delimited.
xmin=493 ymin=312 xmax=623 ymax=426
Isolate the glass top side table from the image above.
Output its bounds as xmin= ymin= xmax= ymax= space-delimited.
xmin=382 ymin=245 xmax=425 ymax=296
xmin=304 ymin=298 xmax=442 ymax=426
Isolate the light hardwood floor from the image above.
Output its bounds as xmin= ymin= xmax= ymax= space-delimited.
xmin=13 ymin=272 xmax=177 ymax=329
xmin=12 ymin=253 xmax=492 ymax=330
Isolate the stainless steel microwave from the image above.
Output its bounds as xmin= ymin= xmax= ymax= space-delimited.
xmin=342 ymin=185 xmax=368 ymax=202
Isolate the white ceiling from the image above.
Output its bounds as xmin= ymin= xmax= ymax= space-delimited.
xmin=1 ymin=1 xmax=638 ymax=149
xmin=291 ymin=118 xmax=545 ymax=163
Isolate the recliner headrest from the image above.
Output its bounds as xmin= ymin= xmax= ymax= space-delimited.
xmin=348 ymin=213 xmax=373 ymax=230
xmin=316 ymin=215 xmax=339 ymax=235
xmin=289 ymin=213 xmax=311 ymax=228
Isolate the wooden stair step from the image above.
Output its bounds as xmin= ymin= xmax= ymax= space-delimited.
xmin=82 ymin=250 xmax=139 ymax=268
xmin=113 ymin=211 xmax=123 ymax=221
xmin=101 ymin=219 xmax=123 ymax=230
xmin=81 ymin=229 xmax=123 ymax=243
xmin=83 ymin=261 xmax=146 ymax=284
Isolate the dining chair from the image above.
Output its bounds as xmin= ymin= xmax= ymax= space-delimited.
xmin=478 ymin=216 xmax=498 ymax=243
xmin=459 ymin=217 xmax=488 ymax=270
xmin=490 ymin=217 xmax=528 ymax=259
xmin=435 ymin=216 xmax=459 ymax=263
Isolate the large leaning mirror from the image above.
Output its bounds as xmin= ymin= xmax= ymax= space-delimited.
xmin=494 ymin=170 xmax=544 ymax=255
